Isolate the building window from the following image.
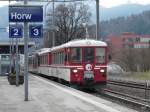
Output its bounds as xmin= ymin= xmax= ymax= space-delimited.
xmin=136 ymin=38 xmax=140 ymax=42
xmin=122 ymin=38 xmax=126 ymax=42
xmin=128 ymin=38 xmax=133 ymax=42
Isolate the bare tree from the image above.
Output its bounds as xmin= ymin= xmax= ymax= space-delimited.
xmin=117 ymin=48 xmax=150 ymax=72
xmin=45 ymin=3 xmax=91 ymax=47
xmin=139 ymin=48 xmax=150 ymax=72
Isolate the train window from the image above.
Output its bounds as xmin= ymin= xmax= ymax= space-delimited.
xmin=52 ymin=51 xmax=65 ymax=64
xmin=38 ymin=56 xmax=40 ymax=66
xmin=54 ymin=53 xmax=56 ymax=64
xmin=84 ymin=48 xmax=94 ymax=63
xmin=62 ymin=52 xmax=64 ymax=64
xmin=44 ymin=55 xmax=46 ymax=65
xmin=42 ymin=56 xmax=44 ymax=64
xmin=42 ymin=55 xmax=45 ymax=65
xmin=43 ymin=55 xmax=45 ymax=65
xmin=53 ymin=53 xmax=55 ymax=64
xmin=1 ymin=55 xmax=10 ymax=61
xmin=56 ymin=53 xmax=58 ymax=64
xmin=45 ymin=55 xmax=48 ymax=65
xmin=41 ymin=56 xmax=43 ymax=64
xmin=71 ymin=48 xmax=82 ymax=63
xmin=60 ymin=53 xmax=62 ymax=64
xmin=40 ymin=56 xmax=41 ymax=64
xmin=52 ymin=53 xmax=54 ymax=64
xmin=96 ymin=48 xmax=105 ymax=63
xmin=59 ymin=53 xmax=60 ymax=64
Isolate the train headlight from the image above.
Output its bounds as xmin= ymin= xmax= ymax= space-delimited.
xmin=73 ymin=69 xmax=78 ymax=73
xmin=100 ymin=69 xmax=105 ymax=73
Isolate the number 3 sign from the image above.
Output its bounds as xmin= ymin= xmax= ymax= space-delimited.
xmin=29 ymin=24 xmax=43 ymax=38
xmin=9 ymin=25 xmax=23 ymax=38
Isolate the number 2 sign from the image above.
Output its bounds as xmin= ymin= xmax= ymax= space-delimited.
xmin=9 ymin=25 xmax=23 ymax=38
xmin=29 ymin=24 xmax=43 ymax=38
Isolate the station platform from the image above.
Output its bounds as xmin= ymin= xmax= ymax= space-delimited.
xmin=0 ymin=74 xmax=137 ymax=112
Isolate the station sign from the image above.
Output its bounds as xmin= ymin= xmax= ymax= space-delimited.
xmin=9 ymin=24 xmax=23 ymax=38
xmin=9 ymin=6 xmax=43 ymax=22
xmin=29 ymin=24 xmax=43 ymax=38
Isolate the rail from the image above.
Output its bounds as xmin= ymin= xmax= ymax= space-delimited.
xmin=97 ymin=88 xmax=150 ymax=111
xmin=107 ymin=79 xmax=150 ymax=90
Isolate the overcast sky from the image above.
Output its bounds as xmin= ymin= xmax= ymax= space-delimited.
xmin=0 ymin=0 xmax=150 ymax=8
xmin=101 ymin=0 xmax=150 ymax=8
xmin=0 ymin=1 xmax=16 ymax=7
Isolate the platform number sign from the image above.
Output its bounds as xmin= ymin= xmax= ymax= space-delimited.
xmin=29 ymin=25 xmax=43 ymax=38
xmin=9 ymin=25 xmax=23 ymax=38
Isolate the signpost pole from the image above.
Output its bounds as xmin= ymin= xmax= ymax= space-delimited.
xmin=24 ymin=0 xmax=29 ymax=101
xmin=12 ymin=38 xmax=15 ymax=71
xmin=16 ymin=37 xmax=19 ymax=86
xmin=9 ymin=38 xmax=12 ymax=74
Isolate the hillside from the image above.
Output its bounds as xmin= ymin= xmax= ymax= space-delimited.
xmin=100 ymin=4 xmax=150 ymax=20
xmin=100 ymin=10 xmax=150 ymax=38
xmin=88 ymin=3 xmax=150 ymax=22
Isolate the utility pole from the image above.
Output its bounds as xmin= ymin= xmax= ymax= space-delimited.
xmin=96 ymin=0 xmax=100 ymax=40
xmin=52 ymin=0 xmax=55 ymax=46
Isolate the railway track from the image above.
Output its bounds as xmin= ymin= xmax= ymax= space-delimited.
xmin=95 ymin=79 xmax=150 ymax=111
xmin=95 ymin=88 xmax=150 ymax=111
xmin=107 ymin=79 xmax=150 ymax=90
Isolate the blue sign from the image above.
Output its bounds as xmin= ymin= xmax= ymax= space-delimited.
xmin=29 ymin=24 xmax=43 ymax=38
xmin=9 ymin=6 xmax=43 ymax=22
xmin=9 ymin=25 xmax=23 ymax=38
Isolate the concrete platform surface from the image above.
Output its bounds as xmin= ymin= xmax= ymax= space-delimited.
xmin=0 ymin=74 xmax=137 ymax=112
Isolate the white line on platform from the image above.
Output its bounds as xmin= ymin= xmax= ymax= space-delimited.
xmin=34 ymin=76 xmax=121 ymax=112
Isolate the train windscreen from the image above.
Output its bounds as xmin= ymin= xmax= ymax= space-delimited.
xmin=95 ymin=48 xmax=105 ymax=63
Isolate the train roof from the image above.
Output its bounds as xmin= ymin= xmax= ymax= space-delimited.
xmin=34 ymin=39 xmax=107 ymax=55
xmin=36 ymin=48 xmax=51 ymax=55
xmin=51 ymin=39 xmax=107 ymax=51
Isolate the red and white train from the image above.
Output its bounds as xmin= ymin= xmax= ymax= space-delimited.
xmin=29 ymin=39 xmax=108 ymax=89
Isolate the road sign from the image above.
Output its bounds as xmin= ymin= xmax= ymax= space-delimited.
xmin=29 ymin=24 xmax=43 ymax=38
xmin=9 ymin=6 xmax=43 ymax=22
xmin=9 ymin=25 xmax=23 ymax=38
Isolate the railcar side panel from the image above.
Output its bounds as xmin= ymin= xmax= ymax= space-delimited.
xmin=38 ymin=66 xmax=71 ymax=81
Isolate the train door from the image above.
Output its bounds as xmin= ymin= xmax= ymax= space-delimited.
xmin=83 ymin=47 xmax=95 ymax=80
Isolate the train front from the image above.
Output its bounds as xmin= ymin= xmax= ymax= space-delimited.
xmin=69 ymin=40 xmax=108 ymax=89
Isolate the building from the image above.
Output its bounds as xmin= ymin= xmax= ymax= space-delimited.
xmin=106 ymin=32 xmax=150 ymax=63
xmin=0 ymin=40 xmax=35 ymax=76
xmin=0 ymin=40 xmax=35 ymax=54
xmin=107 ymin=32 xmax=150 ymax=50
